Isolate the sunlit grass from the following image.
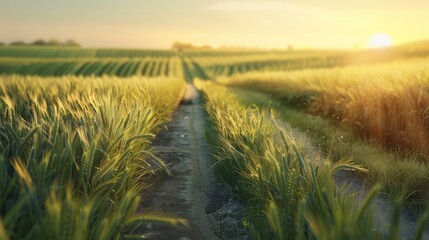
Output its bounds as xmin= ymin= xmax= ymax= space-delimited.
xmin=0 ymin=75 xmax=185 ymax=239
xmin=217 ymin=59 xmax=429 ymax=158
xmin=231 ymin=87 xmax=429 ymax=202
xmin=195 ymin=80 xmax=395 ymax=239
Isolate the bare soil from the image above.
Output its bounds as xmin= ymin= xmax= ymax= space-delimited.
xmin=134 ymin=85 xmax=249 ymax=240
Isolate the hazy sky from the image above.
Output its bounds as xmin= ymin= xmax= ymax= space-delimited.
xmin=1 ymin=0 xmax=429 ymax=49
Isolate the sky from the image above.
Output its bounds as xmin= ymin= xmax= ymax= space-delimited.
xmin=1 ymin=0 xmax=429 ymax=49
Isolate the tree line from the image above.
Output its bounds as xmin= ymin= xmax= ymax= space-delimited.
xmin=0 ymin=39 xmax=80 ymax=47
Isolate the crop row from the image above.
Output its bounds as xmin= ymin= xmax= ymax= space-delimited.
xmin=195 ymin=80 xmax=429 ymax=239
xmin=95 ymin=49 xmax=175 ymax=58
xmin=217 ymin=58 xmax=429 ymax=201
xmin=0 ymin=58 xmax=181 ymax=77
xmin=204 ymin=56 xmax=345 ymax=77
xmin=0 ymin=76 xmax=185 ymax=239
xmin=218 ymin=59 xmax=429 ymax=156
xmin=0 ymin=46 xmax=176 ymax=58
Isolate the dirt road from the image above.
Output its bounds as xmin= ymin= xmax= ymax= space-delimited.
xmin=135 ymin=85 xmax=248 ymax=240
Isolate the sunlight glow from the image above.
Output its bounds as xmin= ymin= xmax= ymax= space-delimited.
xmin=369 ymin=33 xmax=393 ymax=48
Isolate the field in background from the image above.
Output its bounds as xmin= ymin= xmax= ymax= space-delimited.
xmin=2 ymin=39 xmax=429 ymax=78
xmin=0 ymin=47 xmax=179 ymax=77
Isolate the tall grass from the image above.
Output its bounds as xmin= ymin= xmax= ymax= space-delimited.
xmin=217 ymin=59 xmax=429 ymax=159
xmin=0 ymin=75 xmax=185 ymax=239
xmin=230 ymin=87 xmax=429 ymax=201
xmin=195 ymin=80 xmax=399 ymax=239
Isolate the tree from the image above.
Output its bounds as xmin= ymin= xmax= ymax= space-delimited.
xmin=64 ymin=39 xmax=80 ymax=47
xmin=171 ymin=41 xmax=214 ymax=51
xmin=32 ymin=39 xmax=47 ymax=45
xmin=10 ymin=41 xmax=26 ymax=46
xmin=171 ymin=42 xmax=194 ymax=52
xmin=47 ymin=39 xmax=61 ymax=46
xmin=0 ymin=42 xmax=4 ymax=46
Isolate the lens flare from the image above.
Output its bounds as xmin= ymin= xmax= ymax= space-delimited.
xmin=369 ymin=33 xmax=393 ymax=48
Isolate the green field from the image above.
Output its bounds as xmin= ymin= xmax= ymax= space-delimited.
xmin=1 ymin=43 xmax=429 ymax=239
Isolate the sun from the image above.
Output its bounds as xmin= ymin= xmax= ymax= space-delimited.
xmin=369 ymin=33 xmax=393 ymax=48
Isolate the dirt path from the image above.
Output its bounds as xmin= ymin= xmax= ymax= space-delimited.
xmin=134 ymin=85 xmax=249 ymax=240
xmin=232 ymin=87 xmax=429 ymax=239
xmin=334 ymin=169 xmax=429 ymax=239
xmin=274 ymin=114 xmax=429 ymax=240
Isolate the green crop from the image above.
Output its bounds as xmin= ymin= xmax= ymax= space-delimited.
xmin=196 ymin=80 xmax=429 ymax=239
xmin=0 ymin=75 xmax=185 ymax=239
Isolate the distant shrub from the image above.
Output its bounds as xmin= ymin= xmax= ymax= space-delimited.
xmin=8 ymin=39 xmax=81 ymax=47
xmin=10 ymin=41 xmax=27 ymax=46
xmin=47 ymin=39 xmax=61 ymax=46
xmin=64 ymin=39 xmax=80 ymax=47
xmin=32 ymin=39 xmax=47 ymax=45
